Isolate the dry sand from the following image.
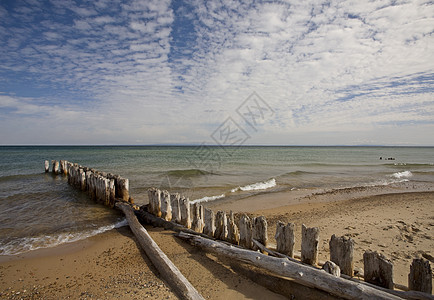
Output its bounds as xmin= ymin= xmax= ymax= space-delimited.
xmin=1 ymin=190 xmax=433 ymax=299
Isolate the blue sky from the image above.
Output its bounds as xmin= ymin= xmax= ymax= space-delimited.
xmin=0 ymin=0 xmax=433 ymax=145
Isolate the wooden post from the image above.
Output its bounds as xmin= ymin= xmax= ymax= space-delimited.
xmin=52 ymin=160 xmax=59 ymax=174
xmin=79 ymin=168 xmax=86 ymax=191
xmin=275 ymin=221 xmax=295 ymax=257
xmin=191 ymin=203 xmax=204 ymax=233
xmin=252 ymin=216 xmax=268 ymax=250
xmin=203 ymin=208 xmax=215 ymax=237
xmin=323 ymin=261 xmax=341 ymax=277
xmin=214 ymin=211 xmax=227 ymax=240
xmin=227 ymin=211 xmax=240 ymax=245
xmin=161 ymin=190 xmax=172 ymax=221
xmin=301 ymin=224 xmax=319 ymax=266
xmin=118 ymin=177 xmax=129 ymax=201
xmin=329 ymin=234 xmax=354 ymax=277
xmin=44 ymin=160 xmax=50 ymax=173
xmin=171 ymin=193 xmax=181 ymax=223
xmin=148 ymin=188 xmax=162 ymax=217
xmin=363 ymin=250 xmax=394 ymax=289
xmin=109 ymin=179 xmax=115 ymax=208
xmin=239 ymin=214 xmax=253 ymax=249
xmin=408 ymin=258 xmax=432 ymax=294
xmin=179 ymin=196 xmax=191 ymax=229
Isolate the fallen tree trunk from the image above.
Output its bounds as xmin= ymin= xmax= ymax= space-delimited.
xmin=176 ymin=232 xmax=401 ymax=300
xmin=116 ymin=202 xmax=204 ymax=300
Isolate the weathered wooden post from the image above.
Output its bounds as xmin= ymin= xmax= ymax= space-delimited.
xmin=44 ymin=160 xmax=50 ymax=173
xmin=227 ymin=211 xmax=240 ymax=245
xmin=329 ymin=234 xmax=354 ymax=277
xmin=214 ymin=211 xmax=228 ymax=240
xmin=275 ymin=221 xmax=295 ymax=257
xmin=323 ymin=261 xmax=341 ymax=277
xmin=252 ymin=216 xmax=268 ymax=250
xmin=179 ymin=196 xmax=191 ymax=229
xmin=59 ymin=160 xmax=65 ymax=175
xmin=191 ymin=203 xmax=204 ymax=233
xmin=239 ymin=214 xmax=253 ymax=249
xmin=148 ymin=188 xmax=161 ymax=217
xmin=203 ymin=208 xmax=215 ymax=237
xmin=109 ymin=178 xmax=115 ymax=208
xmin=118 ymin=177 xmax=129 ymax=201
xmin=408 ymin=258 xmax=432 ymax=294
xmin=52 ymin=160 xmax=59 ymax=174
xmin=79 ymin=168 xmax=86 ymax=191
xmin=161 ymin=190 xmax=172 ymax=221
xmin=363 ymin=251 xmax=394 ymax=289
xmin=301 ymin=224 xmax=319 ymax=266
xmin=170 ymin=193 xmax=181 ymax=223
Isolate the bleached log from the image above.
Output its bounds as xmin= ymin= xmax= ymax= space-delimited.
xmin=179 ymin=196 xmax=191 ymax=229
xmin=176 ymin=232 xmax=402 ymax=300
xmin=330 ymin=234 xmax=354 ymax=276
xmin=301 ymin=224 xmax=319 ymax=266
xmin=203 ymin=208 xmax=215 ymax=237
xmin=275 ymin=221 xmax=295 ymax=257
xmin=44 ymin=160 xmax=50 ymax=173
xmin=363 ymin=251 xmax=394 ymax=289
xmin=171 ymin=193 xmax=181 ymax=223
xmin=227 ymin=211 xmax=239 ymax=245
xmin=214 ymin=211 xmax=227 ymax=240
xmin=161 ymin=190 xmax=172 ymax=221
xmin=239 ymin=214 xmax=253 ymax=249
xmin=323 ymin=261 xmax=341 ymax=277
xmin=408 ymin=258 xmax=432 ymax=294
xmin=116 ymin=202 xmax=204 ymax=300
xmin=252 ymin=216 xmax=267 ymax=250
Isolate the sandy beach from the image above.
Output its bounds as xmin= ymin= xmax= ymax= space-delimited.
xmin=1 ymin=190 xmax=433 ymax=299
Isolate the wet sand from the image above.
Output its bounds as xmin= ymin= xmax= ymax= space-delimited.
xmin=1 ymin=190 xmax=433 ymax=299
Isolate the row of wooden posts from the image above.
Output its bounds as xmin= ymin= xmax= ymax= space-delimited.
xmin=45 ymin=160 xmax=132 ymax=207
xmin=148 ymin=187 xmax=432 ymax=294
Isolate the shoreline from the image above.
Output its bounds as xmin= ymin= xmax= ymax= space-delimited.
xmin=1 ymin=189 xmax=433 ymax=298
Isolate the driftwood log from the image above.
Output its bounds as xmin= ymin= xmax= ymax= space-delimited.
xmin=176 ymin=231 xmax=402 ymax=300
xmin=116 ymin=202 xmax=204 ymax=300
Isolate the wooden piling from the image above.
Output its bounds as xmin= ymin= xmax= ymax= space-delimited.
xmin=44 ymin=160 xmax=50 ymax=173
xmin=323 ymin=261 xmax=341 ymax=277
xmin=275 ymin=221 xmax=295 ymax=257
xmin=301 ymin=224 xmax=319 ymax=266
xmin=191 ymin=203 xmax=204 ymax=233
xmin=203 ymin=208 xmax=215 ymax=237
xmin=109 ymin=178 xmax=115 ymax=208
xmin=161 ymin=190 xmax=172 ymax=221
xmin=171 ymin=193 xmax=181 ymax=223
xmin=214 ymin=211 xmax=228 ymax=240
xmin=227 ymin=211 xmax=240 ymax=245
xmin=252 ymin=216 xmax=268 ymax=250
xmin=52 ymin=160 xmax=59 ymax=174
xmin=363 ymin=250 xmax=394 ymax=289
xmin=408 ymin=258 xmax=432 ymax=294
xmin=148 ymin=188 xmax=162 ymax=217
xmin=329 ymin=234 xmax=354 ymax=276
xmin=118 ymin=177 xmax=129 ymax=201
xmin=239 ymin=214 xmax=253 ymax=249
xmin=179 ymin=196 xmax=191 ymax=229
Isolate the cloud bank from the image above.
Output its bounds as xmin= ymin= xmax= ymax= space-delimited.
xmin=0 ymin=0 xmax=433 ymax=145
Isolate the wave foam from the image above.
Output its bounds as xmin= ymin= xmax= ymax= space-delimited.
xmin=392 ymin=171 xmax=413 ymax=179
xmin=190 ymin=194 xmax=225 ymax=204
xmin=231 ymin=178 xmax=276 ymax=193
xmin=0 ymin=219 xmax=127 ymax=256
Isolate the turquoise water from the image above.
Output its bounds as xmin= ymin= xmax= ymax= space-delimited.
xmin=1 ymin=146 xmax=433 ymax=255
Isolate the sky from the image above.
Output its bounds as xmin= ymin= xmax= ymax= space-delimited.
xmin=0 ymin=0 xmax=433 ymax=146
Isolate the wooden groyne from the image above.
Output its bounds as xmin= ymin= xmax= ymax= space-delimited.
xmin=45 ymin=160 xmax=433 ymax=299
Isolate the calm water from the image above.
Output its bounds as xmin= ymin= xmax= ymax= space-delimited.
xmin=1 ymin=146 xmax=433 ymax=255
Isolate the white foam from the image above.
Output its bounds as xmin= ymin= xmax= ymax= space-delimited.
xmin=392 ymin=171 xmax=413 ymax=179
xmin=231 ymin=178 xmax=277 ymax=193
xmin=190 ymin=194 xmax=225 ymax=204
xmin=0 ymin=219 xmax=127 ymax=256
